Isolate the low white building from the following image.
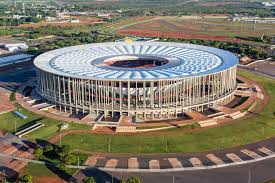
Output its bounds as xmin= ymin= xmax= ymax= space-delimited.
xmin=262 ymin=2 xmax=275 ymax=7
xmin=3 ymin=43 xmax=29 ymax=52
xmin=231 ymin=16 xmax=275 ymax=23
xmin=0 ymin=54 xmax=34 ymax=67
xmin=69 ymin=19 xmax=80 ymax=23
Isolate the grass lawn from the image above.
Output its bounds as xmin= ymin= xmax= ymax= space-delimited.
xmin=61 ymin=70 xmax=275 ymax=153
xmin=25 ymin=162 xmax=78 ymax=180
xmin=25 ymin=163 xmax=57 ymax=177
xmin=25 ymin=152 xmax=88 ymax=180
xmin=0 ymin=103 xmax=92 ymax=140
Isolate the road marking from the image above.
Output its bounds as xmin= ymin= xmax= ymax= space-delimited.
xmin=128 ymin=158 xmax=139 ymax=169
xmin=85 ymin=156 xmax=105 ymax=166
xmin=105 ymin=159 xmax=118 ymax=168
xmin=206 ymin=154 xmax=224 ymax=165
xmin=189 ymin=158 xmax=203 ymax=167
xmin=226 ymin=153 xmax=243 ymax=162
xmin=149 ymin=160 xmax=160 ymax=169
xmin=241 ymin=149 xmax=262 ymax=159
xmin=258 ymin=147 xmax=275 ymax=156
xmin=168 ymin=158 xmax=183 ymax=168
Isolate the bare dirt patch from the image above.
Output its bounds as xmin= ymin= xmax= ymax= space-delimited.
xmin=117 ymin=29 xmax=240 ymax=42
xmin=33 ymin=176 xmax=67 ymax=183
xmin=114 ymin=17 xmax=275 ymax=40
xmin=0 ymin=89 xmax=14 ymax=113
xmin=17 ymin=16 xmax=102 ymax=28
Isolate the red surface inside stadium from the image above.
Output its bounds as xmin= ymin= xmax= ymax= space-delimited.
xmin=104 ymin=59 xmax=169 ymax=68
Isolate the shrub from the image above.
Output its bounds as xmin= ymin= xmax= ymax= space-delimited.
xmin=82 ymin=177 xmax=96 ymax=183
xmin=58 ymin=145 xmax=71 ymax=157
xmin=58 ymin=163 xmax=67 ymax=172
xmin=33 ymin=147 xmax=43 ymax=158
xmin=126 ymin=176 xmax=141 ymax=183
xmin=44 ymin=144 xmax=54 ymax=152
xmin=20 ymin=174 xmax=32 ymax=183
xmin=61 ymin=154 xmax=77 ymax=165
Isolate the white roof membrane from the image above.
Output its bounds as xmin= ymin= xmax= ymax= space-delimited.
xmin=34 ymin=42 xmax=239 ymax=81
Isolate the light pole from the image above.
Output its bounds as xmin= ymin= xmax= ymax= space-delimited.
xmin=15 ymin=120 xmax=17 ymax=133
xmin=78 ymin=156 xmax=80 ymax=168
xmin=108 ymin=136 xmax=111 ymax=153
xmin=248 ymin=170 xmax=251 ymax=183
xmin=59 ymin=130 xmax=62 ymax=146
xmin=221 ymin=134 xmax=224 ymax=148
xmin=165 ymin=137 xmax=168 ymax=153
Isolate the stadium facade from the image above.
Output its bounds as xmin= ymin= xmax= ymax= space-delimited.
xmin=34 ymin=42 xmax=238 ymax=121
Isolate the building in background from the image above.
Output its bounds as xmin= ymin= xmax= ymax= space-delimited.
xmin=3 ymin=43 xmax=29 ymax=52
xmin=0 ymin=54 xmax=34 ymax=67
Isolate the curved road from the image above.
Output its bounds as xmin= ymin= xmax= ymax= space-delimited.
xmin=75 ymin=158 xmax=275 ymax=183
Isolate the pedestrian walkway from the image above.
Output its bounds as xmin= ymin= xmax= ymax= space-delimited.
xmin=0 ymin=135 xmax=35 ymax=179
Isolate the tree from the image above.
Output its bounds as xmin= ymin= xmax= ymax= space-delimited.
xmin=58 ymin=163 xmax=67 ymax=172
xmin=126 ymin=177 xmax=141 ymax=183
xmin=44 ymin=144 xmax=54 ymax=153
xmin=33 ymin=147 xmax=43 ymax=158
xmin=61 ymin=154 xmax=77 ymax=165
xmin=20 ymin=174 xmax=32 ymax=183
xmin=27 ymin=47 xmax=38 ymax=54
xmin=82 ymin=177 xmax=96 ymax=183
xmin=58 ymin=145 xmax=71 ymax=158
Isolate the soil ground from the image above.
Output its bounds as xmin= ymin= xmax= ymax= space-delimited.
xmin=114 ymin=17 xmax=275 ymax=42
xmin=32 ymin=176 xmax=67 ymax=183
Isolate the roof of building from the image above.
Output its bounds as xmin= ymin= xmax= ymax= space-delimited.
xmin=0 ymin=54 xmax=34 ymax=66
xmin=34 ymin=42 xmax=239 ymax=81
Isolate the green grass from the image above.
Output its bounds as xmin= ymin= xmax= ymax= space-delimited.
xmin=25 ymin=162 xmax=78 ymax=179
xmin=25 ymin=163 xmax=57 ymax=177
xmin=119 ymin=17 xmax=275 ymax=38
xmin=25 ymin=153 xmax=88 ymax=179
xmin=263 ymin=180 xmax=275 ymax=183
xmin=240 ymin=100 xmax=255 ymax=113
xmin=0 ymin=103 xmax=92 ymax=140
xmin=61 ymin=70 xmax=275 ymax=153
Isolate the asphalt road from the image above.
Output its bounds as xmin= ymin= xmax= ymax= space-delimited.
xmin=75 ymin=158 xmax=275 ymax=183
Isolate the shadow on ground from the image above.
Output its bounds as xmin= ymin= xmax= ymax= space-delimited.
xmin=78 ymin=168 xmax=121 ymax=183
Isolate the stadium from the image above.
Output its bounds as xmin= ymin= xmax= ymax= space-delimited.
xmin=34 ymin=42 xmax=238 ymax=122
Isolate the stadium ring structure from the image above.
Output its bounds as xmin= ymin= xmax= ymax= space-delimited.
xmin=34 ymin=42 xmax=239 ymax=122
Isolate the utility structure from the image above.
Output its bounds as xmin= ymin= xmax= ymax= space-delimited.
xmin=34 ymin=42 xmax=238 ymax=122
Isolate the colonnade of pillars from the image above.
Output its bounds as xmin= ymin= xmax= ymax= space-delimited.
xmin=36 ymin=66 xmax=237 ymax=121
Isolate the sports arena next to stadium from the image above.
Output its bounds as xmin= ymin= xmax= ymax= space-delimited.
xmin=34 ymin=42 xmax=239 ymax=122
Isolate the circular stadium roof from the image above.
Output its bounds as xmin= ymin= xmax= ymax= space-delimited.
xmin=34 ymin=42 xmax=239 ymax=81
